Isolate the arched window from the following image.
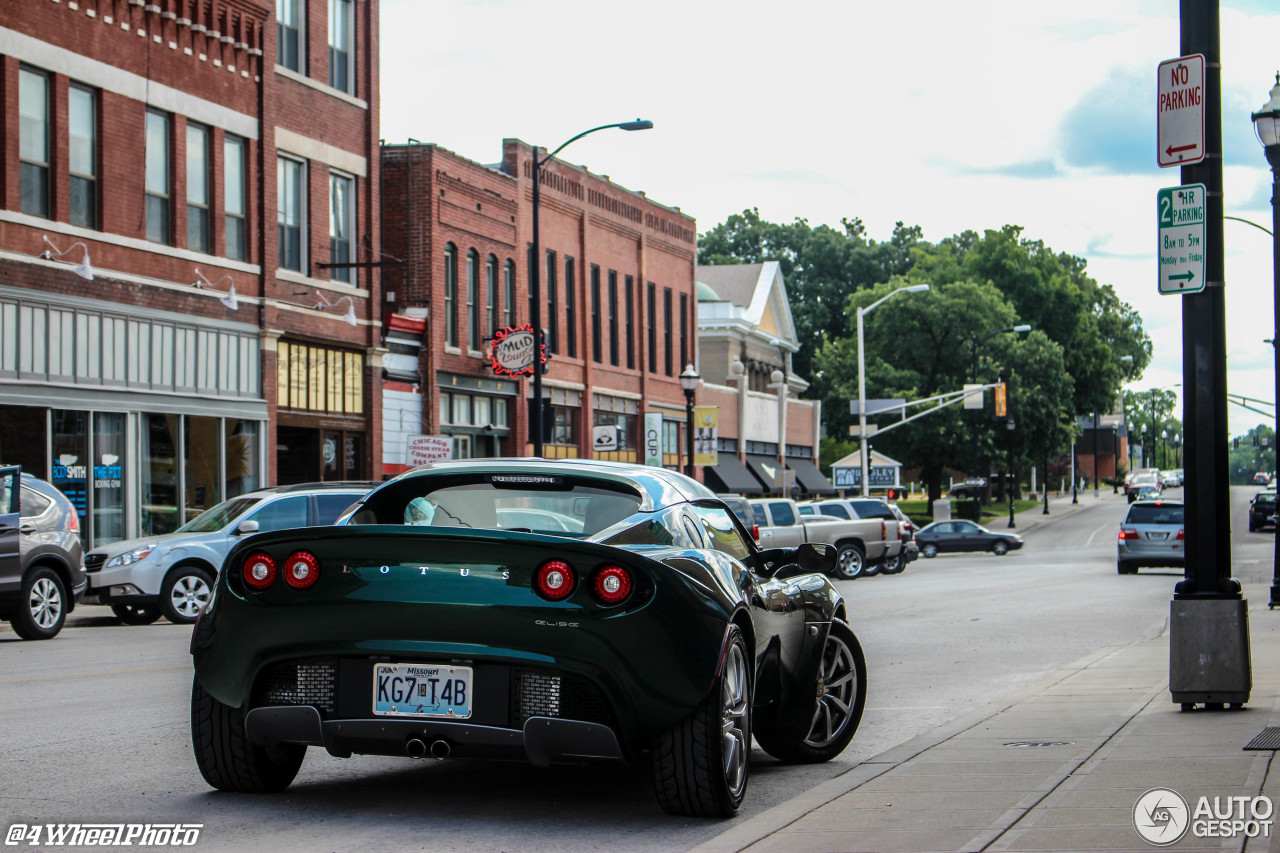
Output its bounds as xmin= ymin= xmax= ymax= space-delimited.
xmin=486 ymin=254 xmax=499 ymax=336
xmin=503 ymin=259 xmax=515 ymax=327
xmin=443 ymin=243 xmax=457 ymax=347
xmin=466 ymin=249 xmax=480 ymax=350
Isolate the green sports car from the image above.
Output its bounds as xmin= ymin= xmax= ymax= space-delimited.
xmin=189 ymin=459 xmax=867 ymax=817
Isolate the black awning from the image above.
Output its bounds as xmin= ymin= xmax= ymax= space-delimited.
xmin=789 ymin=457 xmax=836 ymax=495
xmin=744 ymin=454 xmax=785 ymax=492
xmin=703 ymin=453 xmax=765 ymax=496
xmin=382 ymin=366 xmax=421 ymax=384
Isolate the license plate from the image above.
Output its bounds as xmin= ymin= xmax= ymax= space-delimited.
xmin=373 ymin=663 xmax=472 ymax=719
xmin=1148 ymin=532 xmax=1168 ymax=540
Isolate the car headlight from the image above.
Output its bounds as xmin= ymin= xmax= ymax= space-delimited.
xmin=105 ymin=544 xmax=158 ymax=568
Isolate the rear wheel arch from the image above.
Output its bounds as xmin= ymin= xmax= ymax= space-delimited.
xmin=24 ymin=556 xmax=75 ymax=608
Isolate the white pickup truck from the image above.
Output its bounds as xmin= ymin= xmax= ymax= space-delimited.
xmin=748 ymin=497 xmax=900 ymax=580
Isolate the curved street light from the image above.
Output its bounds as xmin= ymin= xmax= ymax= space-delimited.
xmin=1254 ymin=73 xmax=1280 ymax=608
xmin=529 ymin=120 xmax=653 ymax=456
xmin=679 ymin=364 xmax=701 ymax=478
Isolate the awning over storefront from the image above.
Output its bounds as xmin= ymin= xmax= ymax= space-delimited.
xmin=744 ymin=454 xmax=786 ymax=492
xmin=788 ymin=457 xmax=836 ymax=495
xmin=703 ymin=453 xmax=765 ymax=496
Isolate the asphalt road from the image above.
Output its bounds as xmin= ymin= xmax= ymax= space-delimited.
xmin=0 ymin=486 xmax=1269 ymax=852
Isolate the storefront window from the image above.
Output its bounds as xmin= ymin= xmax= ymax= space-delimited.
xmin=226 ymin=420 xmax=260 ymax=498
xmin=594 ymin=411 xmax=637 ymax=450
xmin=452 ymin=395 xmax=471 ymax=426
xmin=51 ymin=410 xmax=88 ymax=536
xmin=493 ymin=398 xmax=508 ymax=427
xmin=92 ymin=412 xmax=125 ymax=546
xmin=473 ymin=396 xmax=491 ymax=428
xmin=184 ymin=416 xmax=221 ymax=521
xmin=142 ymin=414 xmax=179 ymax=535
xmin=551 ymin=406 xmax=578 ymax=446
xmin=439 ymin=392 xmax=451 ymax=425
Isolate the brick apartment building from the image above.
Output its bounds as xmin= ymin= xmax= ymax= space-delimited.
xmin=379 ymin=139 xmax=699 ymax=472
xmin=0 ymin=0 xmax=381 ymax=549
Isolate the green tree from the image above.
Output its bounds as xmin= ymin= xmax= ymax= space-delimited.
xmin=1124 ymin=389 xmax=1181 ymax=469
xmin=1228 ymin=425 xmax=1276 ymax=484
xmin=1002 ymin=331 xmax=1076 ymax=494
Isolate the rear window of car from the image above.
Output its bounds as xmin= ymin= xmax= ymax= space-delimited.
xmin=848 ymin=500 xmax=895 ymax=520
xmin=315 ymin=492 xmax=361 ymax=524
xmin=1125 ymin=504 xmax=1184 ymax=525
xmin=818 ymin=504 xmax=851 ymax=519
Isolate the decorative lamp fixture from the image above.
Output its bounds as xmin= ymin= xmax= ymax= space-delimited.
xmin=192 ymin=268 xmax=239 ymax=310
xmin=1253 ymin=73 xmax=1280 ymax=158
xmin=38 ymin=236 xmax=93 ymax=280
xmin=313 ymin=291 xmax=358 ymax=327
xmin=679 ymin=364 xmax=701 ymax=478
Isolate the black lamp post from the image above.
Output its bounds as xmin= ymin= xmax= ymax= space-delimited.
xmin=1252 ymin=73 xmax=1280 ymax=607
xmin=1006 ymin=419 xmax=1016 ymax=528
xmin=969 ymin=324 xmax=1031 ymax=497
xmin=679 ymin=364 xmax=700 ymax=478
xmin=529 ymin=119 xmax=652 ymax=457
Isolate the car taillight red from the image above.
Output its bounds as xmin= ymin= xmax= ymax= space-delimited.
xmin=282 ymin=550 xmax=320 ymax=589
xmin=750 ymin=524 xmax=760 ymax=542
xmin=534 ymin=560 xmax=576 ymax=601
xmin=1176 ymin=528 xmax=1185 ymax=540
xmin=1118 ymin=529 xmax=1140 ymax=540
xmin=242 ymin=552 xmax=277 ymax=590
xmin=68 ymin=512 xmax=79 ymax=533
xmin=592 ymin=565 xmax=633 ymax=606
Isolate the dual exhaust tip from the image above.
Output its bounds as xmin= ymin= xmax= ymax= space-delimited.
xmin=405 ymin=737 xmax=451 ymax=760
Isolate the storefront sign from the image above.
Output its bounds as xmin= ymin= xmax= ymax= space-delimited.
xmin=487 ymin=324 xmax=546 ymax=377
xmin=52 ymin=454 xmax=87 ymax=519
xmin=592 ymin=425 xmax=618 ymax=452
xmin=94 ymin=454 xmax=122 ymax=490
xmin=406 ymin=435 xmax=454 ymax=466
xmin=833 ymin=466 xmax=898 ymax=488
xmin=643 ymin=413 xmax=663 ymax=466
xmin=694 ymin=406 xmax=719 ymax=466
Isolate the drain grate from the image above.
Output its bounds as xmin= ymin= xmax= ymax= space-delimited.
xmin=1004 ymin=741 xmax=1077 ymax=748
xmin=1243 ymin=727 xmax=1280 ymax=750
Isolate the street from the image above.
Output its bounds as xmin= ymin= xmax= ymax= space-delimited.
xmin=1 ymin=486 xmax=1271 ymax=852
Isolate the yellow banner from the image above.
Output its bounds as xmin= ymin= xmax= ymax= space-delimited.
xmin=693 ymin=406 xmax=719 ymax=465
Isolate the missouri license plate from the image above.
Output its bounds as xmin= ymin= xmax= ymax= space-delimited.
xmin=373 ymin=663 xmax=472 ymax=719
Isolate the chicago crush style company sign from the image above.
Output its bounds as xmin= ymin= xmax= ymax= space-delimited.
xmin=488 ymin=324 xmax=547 ymax=377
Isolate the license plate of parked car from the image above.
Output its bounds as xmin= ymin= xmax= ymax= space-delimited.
xmin=373 ymin=663 xmax=472 ymax=719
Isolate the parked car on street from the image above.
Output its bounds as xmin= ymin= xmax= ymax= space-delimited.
xmin=1254 ymin=472 xmax=1273 ymax=486
xmin=1126 ymin=471 xmax=1163 ymax=503
xmin=913 ymin=519 xmax=1024 ymax=558
xmin=717 ymin=494 xmax=758 ymax=542
xmin=0 ymin=469 xmax=86 ymax=640
xmin=750 ymin=497 xmax=900 ymax=580
xmin=189 ymin=459 xmax=868 ymax=818
xmin=1160 ymin=470 xmax=1182 ymax=488
xmin=802 ymin=498 xmax=909 ymax=574
xmin=1248 ymin=491 xmax=1276 ymax=533
xmin=1117 ymin=499 xmax=1184 ymax=574
xmin=84 ymin=481 xmax=376 ymax=625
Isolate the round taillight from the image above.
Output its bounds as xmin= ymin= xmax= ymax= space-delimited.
xmin=592 ymin=565 xmax=633 ymax=606
xmin=242 ymin=552 xmax=277 ymax=590
xmin=534 ymin=560 xmax=576 ymax=601
xmin=282 ymin=551 xmax=320 ymax=589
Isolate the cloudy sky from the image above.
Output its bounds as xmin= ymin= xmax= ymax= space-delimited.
xmin=380 ymin=0 xmax=1280 ymax=436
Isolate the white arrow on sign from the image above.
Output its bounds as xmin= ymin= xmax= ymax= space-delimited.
xmin=1157 ymin=54 xmax=1205 ymax=168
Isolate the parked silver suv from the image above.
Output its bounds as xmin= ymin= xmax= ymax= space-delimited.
xmin=1117 ymin=498 xmax=1184 ymax=575
xmin=0 ymin=468 xmax=86 ymax=640
xmin=84 ymin=482 xmax=376 ymax=625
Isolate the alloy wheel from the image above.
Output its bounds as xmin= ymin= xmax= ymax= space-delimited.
xmin=720 ymin=641 xmax=750 ymax=798
xmin=804 ymin=629 xmax=859 ymax=749
xmin=28 ymin=577 xmax=63 ymax=629
xmin=170 ymin=574 xmax=212 ymax=620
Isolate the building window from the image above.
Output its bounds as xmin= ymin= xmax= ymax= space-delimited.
xmin=328 ymin=0 xmax=354 ymax=93
xmin=679 ymin=292 xmax=688 ymax=373
xmin=277 ymin=157 xmax=305 ymax=271
xmin=624 ymin=275 xmax=635 ymax=370
xmin=663 ymin=287 xmax=673 ymax=376
xmin=526 ymin=244 xmax=534 ymax=331
xmin=551 ymin=406 xmax=578 ymax=446
xmin=594 ymin=410 xmax=637 ymax=451
xmin=590 ymin=264 xmax=602 ymax=363
xmin=443 ymin=243 xmax=457 ymax=347
xmin=647 ymin=282 xmax=657 ymax=374
xmin=224 ymin=136 xmax=247 ymax=260
xmin=546 ymin=250 xmax=558 ymax=354
xmin=607 ymin=270 xmax=619 ymax=366
xmin=277 ymin=0 xmax=303 ymax=72
xmin=565 ymin=256 xmax=577 ymax=358
xmin=329 ymin=171 xmax=354 ymax=284
xmin=503 ymin=259 xmax=515 ymax=327
xmin=276 ymin=341 xmax=364 ymax=413
xmin=19 ymin=67 xmax=50 ymax=218
xmin=486 ymin=254 xmax=498 ymax=336
xmin=466 ymin=248 xmax=480 ymax=351
xmin=186 ymin=123 xmax=210 ymax=253
xmin=68 ymin=84 xmax=97 ymax=229
xmin=145 ymin=110 xmax=171 ymax=244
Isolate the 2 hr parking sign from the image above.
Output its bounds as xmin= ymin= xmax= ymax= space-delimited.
xmin=1157 ymin=184 xmax=1207 ymax=295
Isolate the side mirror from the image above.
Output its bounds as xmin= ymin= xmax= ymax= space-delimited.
xmin=795 ymin=542 xmax=836 ymax=576
xmin=234 ymin=519 xmax=259 ymax=536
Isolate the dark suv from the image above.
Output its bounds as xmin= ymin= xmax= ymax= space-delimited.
xmin=1249 ymin=491 xmax=1276 ymax=532
xmin=0 ymin=468 xmax=86 ymax=640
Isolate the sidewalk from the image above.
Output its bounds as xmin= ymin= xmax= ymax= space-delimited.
xmin=694 ymin=563 xmax=1277 ymax=852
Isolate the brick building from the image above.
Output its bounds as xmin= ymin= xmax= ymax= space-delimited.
xmin=0 ymin=0 xmax=381 ymax=548
xmin=379 ymin=139 xmax=699 ymax=470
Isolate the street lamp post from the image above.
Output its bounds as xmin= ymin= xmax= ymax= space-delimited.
xmin=529 ymin=119 xmax=652 ymax=456
xmin=1253 ymin=73 xmax=1280 ymax=608
xmin=856 ymin=284 xmax=929 ymax=497
xmin=969 ymin=324 xmax=1031 ymax=500
xmin=1006 ymin=419 xmax=1017 ymax=528
xmin=679 ymin=364 xmax=700 ymax=478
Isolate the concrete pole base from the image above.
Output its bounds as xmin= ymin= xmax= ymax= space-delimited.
xmin=1169 ymin=598 xmax=1251 ymax=706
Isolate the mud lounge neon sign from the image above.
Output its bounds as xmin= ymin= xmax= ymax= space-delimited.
xmin=488 ymin=324 xmax=547 ymax=377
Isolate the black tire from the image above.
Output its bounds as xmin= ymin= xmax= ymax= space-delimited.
xmin=652 ymin=625 xmax=750 ymax=817
xmin=160 ymin=566 xmax=214 ymax=625
xmin=191 ymin=678 xmax=304 ymax=793
xmin=921 ymin=543 xmax=938 ymax=558
xmin=111 ymin=602 xmax=162 ymax=625
xmin=11 ymin=567 xmax=67 ymax=640
xmin=755 ymin=620 xmax=866 ymax=764
xmin=1249 ymin=520 xmax=1259 ymax=532
xmin=1117 ymin=561 xmax=1138 ymax=575
xmin=831 ymin=544 xmax=865 ymax=580
xmin=992 ymin=540 xmax=1010 ymax=556
xmin=882 ymin=550 xmax=905 ymax=575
